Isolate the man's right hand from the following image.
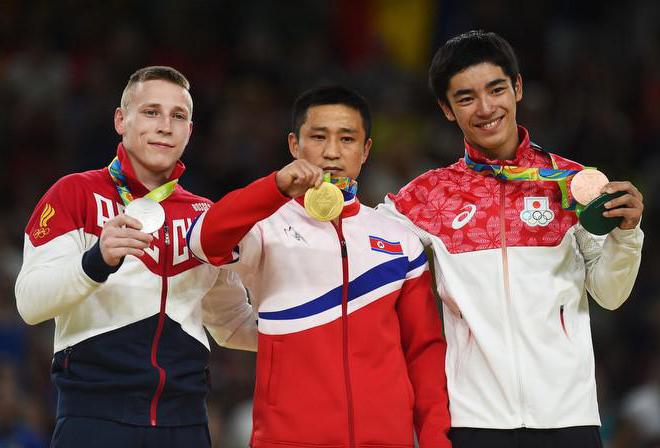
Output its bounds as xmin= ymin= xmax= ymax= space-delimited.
xmin=99 ymin=214 xmax=154 ymax=266
xmin=275 ymin=160 xmax=324 ymax=198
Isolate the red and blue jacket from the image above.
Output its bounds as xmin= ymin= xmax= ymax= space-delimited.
xmin=15 ymin=144 xmax=256 ymax=427
xmin=187 ymin=173 xmax=451 ymax=448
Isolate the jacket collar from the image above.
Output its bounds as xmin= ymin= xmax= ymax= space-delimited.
xmin=464 ymin=125 xmax=538 ymax=167
xmin=115 ymin=143 xmax=186 ymax=196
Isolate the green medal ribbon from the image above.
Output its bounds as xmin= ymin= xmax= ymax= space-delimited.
xmin=108 ymin=157 xmax=178 ymax=205
xmin=464 ymin=151 xmax=592 ymax=211
xmin=325 ymin=174 xmax=358 ymax=197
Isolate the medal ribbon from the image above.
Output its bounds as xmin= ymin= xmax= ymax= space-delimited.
xmin=108 ymin=157 xmax=178 ymax=205
xmin=464 ymin=152 xmax=584 ymax=210
xmin=326 ymin=174 xmax=358 ymax=198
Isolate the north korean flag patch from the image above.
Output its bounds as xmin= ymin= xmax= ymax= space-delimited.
xmin=369 ymin=235 xmax=403 ymax=255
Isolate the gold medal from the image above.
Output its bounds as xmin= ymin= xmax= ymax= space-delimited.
xmin=304 ymin=182 xmax=344 ymax=221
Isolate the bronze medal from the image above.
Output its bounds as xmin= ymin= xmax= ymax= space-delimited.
xmin=570 ymin=169 xmax=609 ymax=205
xmin=571 ymin=169 xmax=624 ymax=235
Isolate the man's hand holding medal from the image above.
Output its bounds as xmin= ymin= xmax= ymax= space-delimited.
xmin=276 ymin=160 xmax=346 ymax=222
xmin=570 ymin=169 xmax=644 ymax=234
xmin=99 ymin=214 xmax=154 ymax=267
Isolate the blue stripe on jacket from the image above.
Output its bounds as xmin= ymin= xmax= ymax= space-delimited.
xmin=259 ymin=251 xmax=427 ymax=321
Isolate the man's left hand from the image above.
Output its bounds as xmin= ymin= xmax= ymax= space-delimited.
xmin=601 ymin=181 xmax=644 ymax=230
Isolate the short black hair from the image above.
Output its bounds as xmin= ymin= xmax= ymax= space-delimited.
xmin=291 ymin=86 xmax=372 ymax=140
xmin=429 ymin=30 xmax=520 ymax=105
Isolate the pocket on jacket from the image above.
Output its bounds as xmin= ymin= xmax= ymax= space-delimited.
xmin=267 ymin=341 xmax=282 ymax=406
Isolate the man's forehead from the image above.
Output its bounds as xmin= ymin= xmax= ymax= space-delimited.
xmin=303 ymin=104 xmax=364 ymax=131
xmin=127 ymin=80 xmax=193 ymax=111
xmin=448 ymin=62 xmax=509 ymax=91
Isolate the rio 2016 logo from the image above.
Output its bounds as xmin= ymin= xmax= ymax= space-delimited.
xmin=33 ymin=204 xmax=55 ymax=239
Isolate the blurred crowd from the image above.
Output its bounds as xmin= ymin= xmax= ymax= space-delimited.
xmin=1 ymin=0 xmax=659 ymax=446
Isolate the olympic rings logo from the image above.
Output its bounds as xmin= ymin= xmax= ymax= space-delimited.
xmin=520 ymin=197 xmax=555 ymax=227
xmin=32 ymin=227 xmax=51 ymax=239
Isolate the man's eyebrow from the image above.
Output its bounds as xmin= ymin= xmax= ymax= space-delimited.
xmin=452 ymin=88 xmax=475 ymax=98
xmin=452 ymin=78 xmax=509 ymax=98
xmin=485 ymin=78 xmax=508 ymax=89
xmin=140 ymin=103 xmax=190 ymax=112
xmin=309 ymin=126 xmax=357 ymax=134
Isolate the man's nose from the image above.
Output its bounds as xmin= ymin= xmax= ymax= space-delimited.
xmin=476 ymin=96 xmax=495 ymax=116
xmin=157 ymin=116 xmax=172 ymax=134
xmin=323 ymin=138 xmax=341 ymax=158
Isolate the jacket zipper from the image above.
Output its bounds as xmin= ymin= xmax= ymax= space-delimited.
xmin=149 ymin=223 xmax=170 ymax=426
xmin=499 ymin=181 xmax=526 ymax=426
xmin=333 ymin=220 xmax=355 ymax=448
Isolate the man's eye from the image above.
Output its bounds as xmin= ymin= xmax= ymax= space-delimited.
xmin=341 ymin=137 xmax=355 ymax=143
xmin=173 ymin=113 xmax=186 ymax=120
xmin=492 ymin=87 xmax=506 ymax=94
xmin=144 ymin=110 xmax=158 ymax=117
xmin=457 ymin=97 xmax=472 ymax=105
xmin=311 ymin=135 xmax=325 ymax=140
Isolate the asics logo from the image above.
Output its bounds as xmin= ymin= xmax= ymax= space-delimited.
xmin=451 ymin=204 xmax=477 ymax=229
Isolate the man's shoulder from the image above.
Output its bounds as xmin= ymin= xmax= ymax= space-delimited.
xmin=38 ymin=168 xmax=111 ymax=212
xmin=529 ymin=139 xmax=585 ymax=171
xmin=173 ymin=185 xmax=213 ymax=206
xmin=389 ymin=161 xmax=466 ymax=207
xmin=406 ymin=162 xmax=464 ymax=187
xmin=52 ymin=168 xmax=109 ymax=191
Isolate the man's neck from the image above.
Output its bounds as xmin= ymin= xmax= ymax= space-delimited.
xmin=128 ymin=157 xmax=172 ymax=191
xmin=480 ymin=146 xmax=517 ymax=161
xmin=469 ymin=138 xmax=519 ymax=161
xmin=138 ymin=170 xmax=171 ymax=191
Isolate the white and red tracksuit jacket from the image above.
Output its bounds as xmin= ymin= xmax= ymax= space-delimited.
xmin=378 ymin=126 xmax=644 ymax=429
xmin=15 ymin=144 xmax=256 ymax=427
xmin=187 ymin=173 xmax=451 ymax=447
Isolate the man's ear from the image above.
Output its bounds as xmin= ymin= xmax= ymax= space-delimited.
xmin=361 ymin=138 xmax=372 ymax=164
xmin=438 ymin=99 xmax=456 ymax=122
xmin=114 ymin=108 xmax=125 ymax=135
xmin=287 ymin=132 xmax=299 ymax=159
xmin=514 ymin=74 xmax=523 ymax=102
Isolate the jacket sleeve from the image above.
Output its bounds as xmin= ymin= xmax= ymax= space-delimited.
xmin=15 ymin=176 xmax=102 ymax=325
xmin=575 ymin=224 xmax=644 ymax=310
xmin=202 ymin=268 xmax=257 ymax=351
xmin=397 ymin=241 xmax=451 ymax=447
xmin=187 ymin=172 xmax=290 ymax=277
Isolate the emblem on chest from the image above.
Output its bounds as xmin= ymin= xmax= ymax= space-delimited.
xmin=451 ymin=204 xmax=477 ymax=230
xmin=519 ymin=196 xmax=555 ymax=227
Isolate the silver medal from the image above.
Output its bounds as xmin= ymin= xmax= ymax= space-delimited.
xmin=125 ymin=197 xmax=165 ymax=234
